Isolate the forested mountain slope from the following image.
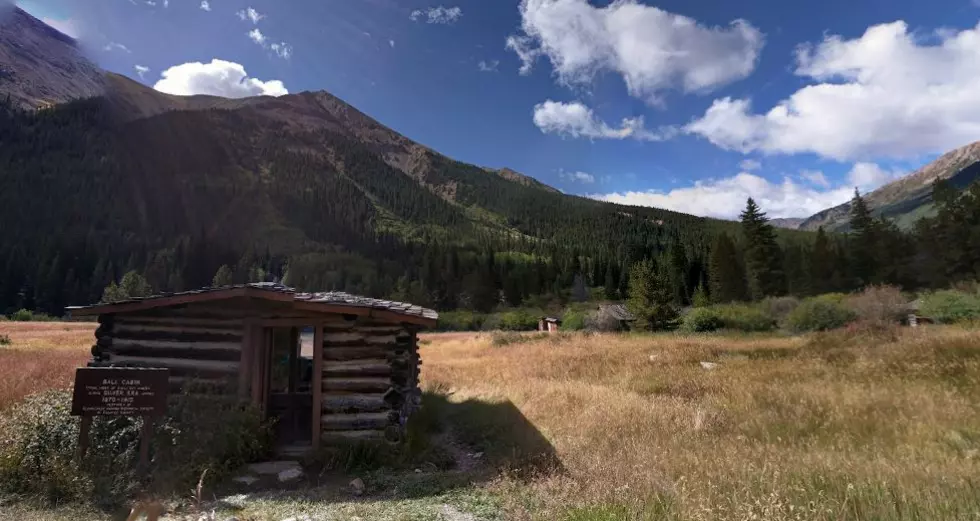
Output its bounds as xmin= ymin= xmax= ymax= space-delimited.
xmin=0 ymin=85 xmax=715 ymax=315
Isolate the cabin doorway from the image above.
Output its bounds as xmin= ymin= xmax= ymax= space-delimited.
xmin=264 ymin=327 xmax=313 ymax=449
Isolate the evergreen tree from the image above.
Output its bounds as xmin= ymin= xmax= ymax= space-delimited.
xmin=809 ymin=227 xmax=833 ymax=294
xmin=692 ymin=282 xmax=710 ymax=308
xmin=603 ymin=263 xmax=618 ymax=300
xmin=665 ymin=238 xmax=689 ymax=305
xmin=626 ymin=259 xmax=679 ymax=331
xmin=708 ymin=232 xmax=746 ymax=303
xmin=740 ymin=198 xmax=785 ymax=299
xmin=211 ymin=264 xmax=234 ymax=287
xmin=849 ymin=189 xmax=879 ymax=286
xmin=102 ymin=271 xmax=152 ymax=303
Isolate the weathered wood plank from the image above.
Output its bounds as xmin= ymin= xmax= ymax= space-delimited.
xmin=112 ymin=338 xmax=241 ymax=351
xmin=115 ymin=316 xmax=244 ymax=329
xmin=322 ymin=377 xmax=391 ymax=392
xmin=321 ymin=429 xmax=386 ymax=441
xmin=322 ymin=360 xmax=391 ymax=376
xmin=110 ymin=344 xmax=242 ymax=362
xmin=321 ymin=393 xmax=388 ymax=412
xmin=320 ymin=412 xmax=392 ymax=430
xmin=322 ymin=346 xmax=389 ymax=361
xmin=106 ymin=354 xmax=238 ymax=373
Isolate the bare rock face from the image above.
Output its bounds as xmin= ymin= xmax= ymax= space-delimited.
xmin=0 ymin=6 xmax=106 ymax=110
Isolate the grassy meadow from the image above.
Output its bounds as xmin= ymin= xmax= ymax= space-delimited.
xmin=1 ymin=322 xmax=978 ymax=520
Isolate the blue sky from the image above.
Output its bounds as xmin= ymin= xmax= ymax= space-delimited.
xmin=13 ymin=0 xmax=980 ymax=218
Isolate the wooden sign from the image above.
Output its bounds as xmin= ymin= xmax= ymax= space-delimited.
xmin=71 ymin=367 xmax=169 ymax=417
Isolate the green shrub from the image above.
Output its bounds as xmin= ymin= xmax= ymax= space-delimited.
xmin=715 ymin=304 xmax=777 ymax=332
xmin=562 ymin=310 xmax=586 ymax=331
xmin=786 ymin=297 xmax=857 ymax=332
xmin=681 ymin=308 xmax=724 ymax=332
xmin=498 ymin=309 xmax=539 ymax=331
xmin=920 ymin=290 xmax=980 ymax=324
xmin=0 ymin=386 xmax=273 ymax=506
xmin=0 ymin=334 xmax=10 ymax=346
xmin=437 ymin=310 xmax=485 ymax=331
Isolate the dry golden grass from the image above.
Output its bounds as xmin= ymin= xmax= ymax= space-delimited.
xmin=0 ymin=321 xmax=94 ymax=410
xmin=419 ymin=328 xmax=980 ymax=520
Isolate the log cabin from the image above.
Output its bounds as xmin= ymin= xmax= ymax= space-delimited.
xmin=68 ymin=283 xmax=438 ymax=453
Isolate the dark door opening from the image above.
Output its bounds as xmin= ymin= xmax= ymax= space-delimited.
xmin=265 ymin=327 xmax=313 ymax=447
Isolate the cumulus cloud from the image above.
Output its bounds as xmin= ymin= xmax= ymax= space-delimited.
xmin=389 ymin=39 xmax=396 ymax=48
xmin=800 ymin=169 xmax=830 ymax=188
xmin=593 ymin=162 xmax=901 ymax=219
xmin=560 ymin=170 xmax=596 ymax=184
xmin=533 ymin=100 xmax=676 ymax=141
xmin=200 ymin=1 xmax=211 ymax=11
xmin=248 ymin=28 xmax=266 ymax=45
xmin=506 ymin=0 xmax=763 ymax=104
xmin=409 ymin=6 xmax=462 ymax=24
xmin=236 ymin=7 xmax=264 ymax=24
xmin=478 ymin=60 xmax=499 ymax=72
xmin=134 ymin=65 xmax=150 ymax=80
xmin=686 ymin=21 xmax=980 ymax=161
xmin=103 ymin=41 xmax=130 ymax=53
xmin=739 ymin=159 xmax=761 ymax=171
xmin=153 ymin=59 xmax=288 ymax=98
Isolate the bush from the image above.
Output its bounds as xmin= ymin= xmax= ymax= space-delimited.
xmin=7 ymin=309 xmax=54 ymax=322
xmin=498 ymin=309 xmax=539 ymax=331
xmin=681 ymin=308 xmax=724 ymax=333
xmin=0 ymin=386 xmax=272 ymax=506
xmin=437 ymin=310 xmax=485 ymax=331
xmin=785 ymin=297 xmax=857 ymax=333
xmin=761 ymin=296 xmax=800 ymax=325
xmin=562 ymin=310 xmax=586 ymax=331
xmin=0 ymin=334 xmax=10 ymax=346
xmin=715 ymin=304 xmax=777 ymax=332
xmin=846 ymin=285 xmax=908 ymax=324
xmin=920 ymin=290 xmax=980 ymax=324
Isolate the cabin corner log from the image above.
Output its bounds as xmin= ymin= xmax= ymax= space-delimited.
xmin=317 ymin=324 xmax=421 ymax=441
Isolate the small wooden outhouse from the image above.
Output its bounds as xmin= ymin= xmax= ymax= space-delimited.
xmin=537 ymin=317 xmax=561 ymax=333
xmin=68 ymin=283 xmax=438 ymax=451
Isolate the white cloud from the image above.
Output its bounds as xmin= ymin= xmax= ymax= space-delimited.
xmin=532 ymin=100 xmax=675 ymax=141
xmin=506 ymin=0 xmax=763 ymax=104
xmin=134 ymin=65 xmax=150 ymax=80
xmin=41 ymin=17 xmax=79 ymax=38
xmin=270 ymin=42 xmax=292 ymax=59
xmin=200 ymin=1 xmax=211 ymax=11
xmin=800 ymin=169 xmax=830 ymax=188
xmin=389 ymin=39 xmax=396 ymax=48
xmin=248 ymin=28 xmax=266 ymax=45
xmin=409 ymin=6 xmax=463 ymax=24
xmin=560 ymin=170 xmax=596 ymax=184
xmin=103 ymin=41 xmax=130 ymax=53
xmin=163 ymin=0 xmax=169 ymax=7
xmin=686 ymin=21 xmax=980 ymax=161
xmin=153 ymin=59 xmax=288 ymax=98
xmin=593 ymin=162 xmax=902 ymax=219
xmin=478 ymin=60 xmax=499 ymax=72
xmin=236 ymin=7 xmax=264 ymax=24
xmin=739 ymin=159 xmax=761 ymax=171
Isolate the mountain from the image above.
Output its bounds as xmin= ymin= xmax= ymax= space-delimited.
xmin=0 ymin=11 xmax=722 ymax=315
xmin=796 ymin=141 xmax=980 ymax=231
xmin=770 ymin=218 xmax=806 ymax=230
xmin=0 ymin=6 xmax=106 ymax=109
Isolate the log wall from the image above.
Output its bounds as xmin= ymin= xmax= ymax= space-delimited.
xmin=89 ymin=306 xmax=251 ymax=394
xmin=319 ymin=321 xmax=421 ymax=443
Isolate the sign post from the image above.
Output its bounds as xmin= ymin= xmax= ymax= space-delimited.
xmin=71 ymin=367 xmax=169 ymax=472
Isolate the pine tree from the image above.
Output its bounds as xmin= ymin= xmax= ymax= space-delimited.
xmin=211 ymin=264 xmax=234 ymax=287
xmin=102 ymin=271 xmax=152 ymax=303
xmin=849 ymin=189 xmax=879 ymax=286
xmin=626 ymin=259 xmax=679 ymax=331
xmin=603 ymin=263 xmax=618 ymax=300
xmin=809 ymin=227 xmax=833 ymax=295
xmin=708 ymin=232 xmax=746 ymax=303
xmin=692 ymin=282 xmax=710 ymax=308
xmin=665 ymin=238 xmax=689 ymax=305
xmin=740 ymin=198 xmax=785 ymax=299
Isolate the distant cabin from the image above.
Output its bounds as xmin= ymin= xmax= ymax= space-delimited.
xmin=68 ymin=283 xmax=437 ymax=452
xmin=538 ymin=317 xmax=561 ymax=333
xmin=597 ymin=303 xmax=636 ymax=330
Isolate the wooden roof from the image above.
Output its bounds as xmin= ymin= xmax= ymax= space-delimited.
xmin=67 ymin=282 xmax=438 ymax=326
